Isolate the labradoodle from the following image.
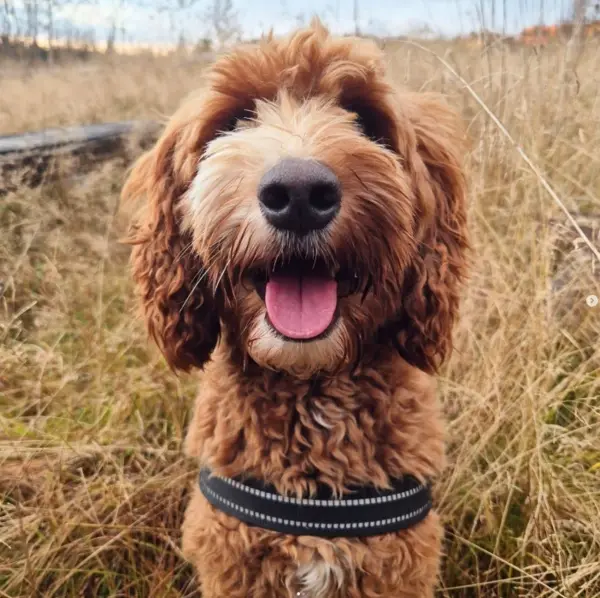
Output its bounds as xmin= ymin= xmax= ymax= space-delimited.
xmin=123 ymin=19 xmax=468 ymax=598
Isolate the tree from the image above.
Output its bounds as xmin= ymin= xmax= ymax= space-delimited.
xmin=176 ymin=30 xmax=186 ymax=54
xmin=1 ymin=0 xmax=19 ymax=43
xmin=193 ymin=36 xmax=211 ymax=54
xmin=45 ymin=0 xmax=56 ymax=61
xmin=150 ymin=0 xmax=203 ymax=55
xmin=558 ymin=0 xmax=589 ymax=107
xmin=205 ymin=0 xmax=240 ymax=50
xmin=105 ymin=0 xmax=125 ymax=54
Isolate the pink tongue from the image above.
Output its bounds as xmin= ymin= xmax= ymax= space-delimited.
xmin=265 ymin=273 xmax=337 ymax=339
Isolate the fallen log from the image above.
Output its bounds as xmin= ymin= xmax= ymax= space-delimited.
xmin=0 ymin=120 xmax=161 ymax=194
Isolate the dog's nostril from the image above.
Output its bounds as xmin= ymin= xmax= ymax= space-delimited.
xmin=309 ymin=183 xmax=339 ymax=213
xmin=261 ymin=184 xmax=290 ymax=212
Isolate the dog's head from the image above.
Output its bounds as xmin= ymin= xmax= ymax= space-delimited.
xmin=123 ymin=21 xmax=469 ymax=378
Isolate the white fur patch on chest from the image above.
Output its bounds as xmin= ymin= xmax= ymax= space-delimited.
xmin=295 ymin=560 xmax=346 ymax=598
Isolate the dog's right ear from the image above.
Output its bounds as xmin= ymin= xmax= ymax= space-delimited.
xmin=122 ymin=116 xmax=220 ymax=372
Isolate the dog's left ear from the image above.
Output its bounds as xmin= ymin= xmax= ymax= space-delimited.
xmin=388 ymin=93 xmax=470 ymax=373
xmin=122 ymin=110 xmax=221 ymax=372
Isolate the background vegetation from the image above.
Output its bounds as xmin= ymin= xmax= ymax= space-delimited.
xmin=1 ymin=2 xmax=600 ymax=596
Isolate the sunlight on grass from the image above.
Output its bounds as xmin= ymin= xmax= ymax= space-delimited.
xmin=1 ymin=38 xmax=600 ymax=597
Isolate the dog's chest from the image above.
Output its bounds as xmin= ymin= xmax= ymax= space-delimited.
xmin=234 ymin=377 xmax=395 ymax=491
xmin=188 ymin=358 xmax=442 ymax=497
xmin=294 ymin=559 xmax=346 ymax=598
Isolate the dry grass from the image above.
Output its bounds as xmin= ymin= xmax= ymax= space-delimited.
xmin=0 ymin=54 xmax=211 ymax=136
xmin=1 ymin=39 xmax=600 ymax=597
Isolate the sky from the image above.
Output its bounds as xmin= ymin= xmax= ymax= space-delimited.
xmin=54 ymin=0 xmax=577 ymax=47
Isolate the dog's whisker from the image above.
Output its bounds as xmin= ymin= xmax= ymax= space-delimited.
xmin=212 ymin=257 xmax=232 ymax=295
xmin=175 ymin=240 xmax=195 ymax=262
xmin=179 ymin=268 xmax=211 ymax=313
xmin=177 ymin=249 xmax=223 ymax=314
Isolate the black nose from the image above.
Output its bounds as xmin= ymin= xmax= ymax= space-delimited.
xmin=258 ymin=158 xmax=341 ymax=235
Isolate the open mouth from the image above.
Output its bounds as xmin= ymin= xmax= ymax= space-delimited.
xmin=248 ymin=256 xmax=360 ymax=341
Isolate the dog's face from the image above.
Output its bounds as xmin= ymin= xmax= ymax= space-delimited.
xmin=183 ymin=90 xmax=416 ymax=375
xmin=124 ymin=21 xmax=468 ymax=378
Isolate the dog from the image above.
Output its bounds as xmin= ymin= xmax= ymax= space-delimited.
xmin=122 ymin=19 xmax=468 ymax=598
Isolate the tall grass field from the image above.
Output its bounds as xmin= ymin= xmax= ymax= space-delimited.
xmin=1 ymin=36 xmax=600 ymax=597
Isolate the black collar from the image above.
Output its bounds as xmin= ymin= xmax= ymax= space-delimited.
xmin=199 ymin=469 xmax=432 ymax=538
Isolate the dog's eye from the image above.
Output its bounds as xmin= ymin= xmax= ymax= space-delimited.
xmin=218 ymin=107 xmax=255 ymax=136
xmin=341 ymin=99 xmax=392 ymax=147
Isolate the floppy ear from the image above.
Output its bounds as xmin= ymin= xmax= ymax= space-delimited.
xmin=390 ymin=93 xmax=469 ymax=373
xmin=122 ymin=113 xmax=220 ymax=372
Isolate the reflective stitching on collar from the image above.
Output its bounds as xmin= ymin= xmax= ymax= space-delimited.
xmin=216 ymin=475 xmax=426 ymax=506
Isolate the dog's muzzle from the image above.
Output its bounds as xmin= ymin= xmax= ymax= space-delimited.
xmin=199 ymin=469 xmax=432 ymax=538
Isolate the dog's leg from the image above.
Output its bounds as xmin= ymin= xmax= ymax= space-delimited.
xmin=182 ymin=487 xmax=298 ymax=597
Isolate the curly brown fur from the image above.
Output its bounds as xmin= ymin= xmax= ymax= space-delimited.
xmin=123 ymin=19 xmax=468 ymax=598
